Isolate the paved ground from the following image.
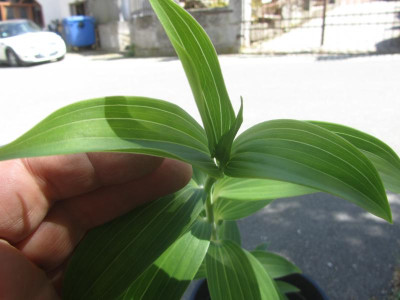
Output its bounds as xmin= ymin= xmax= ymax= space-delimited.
xmin=245 ymin=1 xmax=400 ymax=54
xmin=240 ymin=192 xmax=400 ymax=300
xmin=1 ymin=53 xmax=400 ymax=299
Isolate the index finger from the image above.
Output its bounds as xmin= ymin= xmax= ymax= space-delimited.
xmin=0 ymin=153 xmax=163 ymax=243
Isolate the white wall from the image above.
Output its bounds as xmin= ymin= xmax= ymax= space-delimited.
xmin=37 ymin=0 xmax=74 ymax=27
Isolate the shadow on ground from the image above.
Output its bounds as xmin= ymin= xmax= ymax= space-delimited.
xmin=315 ymin=36 xmax=400 ymax=61
xmin=376 ymin=36 xmax=400 ymax=54
xmin=239 ymin=192 xmax=400 ymax=299
xmin=68 ymin=50 xmax=179 ymax=62
xmin=0 ymin=61 xmax=52 ymax=68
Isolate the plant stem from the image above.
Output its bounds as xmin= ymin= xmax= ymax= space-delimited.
xmin=204 ymin=176 xmax=217 ymax=240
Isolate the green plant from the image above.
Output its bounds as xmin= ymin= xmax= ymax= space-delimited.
xmin=125 ymin=43 xmax=136 ymax=57
xmin=0 ymin=0 xmax=399 ymax=299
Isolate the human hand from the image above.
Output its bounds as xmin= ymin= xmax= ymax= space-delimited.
xmin=0 ymin=153 xmax=192 ymax=299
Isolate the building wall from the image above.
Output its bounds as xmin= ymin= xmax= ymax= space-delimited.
xmin=97 ymin=21 xmax=131 ymax=51
xmin=93 ymin=0 xmax=245 ymax=56
xmin=37 ymin=0 xmax=74 ymax=27
xmin=86 ymin=0 xmax=121 ymax=24
xmin=129 ymin=6 xmax=241 ymax=56
xmin=87 ymin=0 xmax=131 ymax=51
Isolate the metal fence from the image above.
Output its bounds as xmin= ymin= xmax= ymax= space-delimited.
xmin=131 ymin=0 xmax=153 ymax=17
xmin=244 ymin=0 xmax=400 ymax=54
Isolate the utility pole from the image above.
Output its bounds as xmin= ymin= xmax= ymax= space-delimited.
xmin=321 ymin=0 xmax=327 ymax=46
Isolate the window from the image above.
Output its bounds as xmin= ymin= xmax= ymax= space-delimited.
xmin=70 ymin=1 xmax=87 ymax=16
xmin=19 ymin=6 xmax=27 ymax=18
xmin=0 ymin=1 xmax=43 ymax=26
xmin=6 ymin=7 xmax=14 ymax=19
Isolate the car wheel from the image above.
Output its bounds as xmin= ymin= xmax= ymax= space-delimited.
xmin=6 ymin=49 xmax=22 ymax=67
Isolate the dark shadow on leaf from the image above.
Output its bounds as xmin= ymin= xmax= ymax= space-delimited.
xmin=123 ymin=264 xmax=191 ymax=299
xmin=102 ymin=95 xmax=186 ymax=159
xmin=190 ymin=218 xmax=212 ymax=241
xmin=102 ymin=96 xmax=219 ymax=177
xmin=63 ymin=186 xmax=203 ymax=299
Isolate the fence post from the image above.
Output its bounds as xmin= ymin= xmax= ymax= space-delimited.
xmin=321 ymin=0 xmax=327 ymax=46
xmin=238 ymin=0 xmax=252 ymax=49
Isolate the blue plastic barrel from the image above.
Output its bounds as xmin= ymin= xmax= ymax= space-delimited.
xmin=62 ymin=16 xmax=95 ymax=47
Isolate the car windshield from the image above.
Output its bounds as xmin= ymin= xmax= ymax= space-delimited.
xmin=0 ymin=21 xmax=41 ymax=38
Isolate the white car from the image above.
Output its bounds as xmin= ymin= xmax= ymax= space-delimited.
xmin=0 ymin=19 xmax=66 ymax=66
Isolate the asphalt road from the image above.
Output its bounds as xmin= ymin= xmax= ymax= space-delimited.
xmin=1 ymin=53 xmax=400 ymax=299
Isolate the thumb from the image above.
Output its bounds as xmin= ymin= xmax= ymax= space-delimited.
xmin=0 ymin=239 xmax=59 ymax=300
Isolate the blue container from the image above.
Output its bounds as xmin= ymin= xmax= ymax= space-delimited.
xmin=62 ymin=16 xmax=96 ymax=47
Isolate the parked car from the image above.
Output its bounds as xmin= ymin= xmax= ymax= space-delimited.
xmin=0 ymin=19 xmax=66 ymax=66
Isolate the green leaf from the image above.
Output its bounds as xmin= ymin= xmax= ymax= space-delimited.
xmin=194 ymin=220 xmax=241 ymax=280
xmin=206 ymin=240 xmax=280 ymax=300
xmin=149 ymin=0 xmax=236 ymax=156
xmin=120 ymin=220 xmax=211 ymax=300
xmin=276 ymin=281 xmax=300 ymax=294
xmin=214 ymin=177 xmax=317 ymax=202
xmin=215 ymin=197 xmax=271 ymax=221
xmin=215 ymin=98 xmax=244 ymax=167
xmin=251 ymin=251 xmax=301 ymax=279
xmin=193 ymin=167 xmax=208 ymax=186
xmin=195 ymin=220 xmax=242 ymax=279
xmin=217 ymin=220 xmax=242 ymax=245
xmin=226 ymin=119 xmax=392 ymax=222
xmin=193 ymin=260 xmax=207 ymax=280
xmin=0 ymin=96 xmax=220 ymax=177
xmin=254 ymin=243 xmax=269 ymax=251
xmin=213 ymin=176 xmax=316 ymax=220
xmin=310 ymin=121 xmax=400 ymax=193
xmin=246 ymin=251 xmax=285 ymax=300
xmin=63 ymin=182 xmax=205 ymax=300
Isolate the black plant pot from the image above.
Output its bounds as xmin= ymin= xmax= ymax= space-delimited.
xmin=278 ymin=273 xmax=329 ymax=300
xmin=189 ymin=274 xmax=328 ymax=300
